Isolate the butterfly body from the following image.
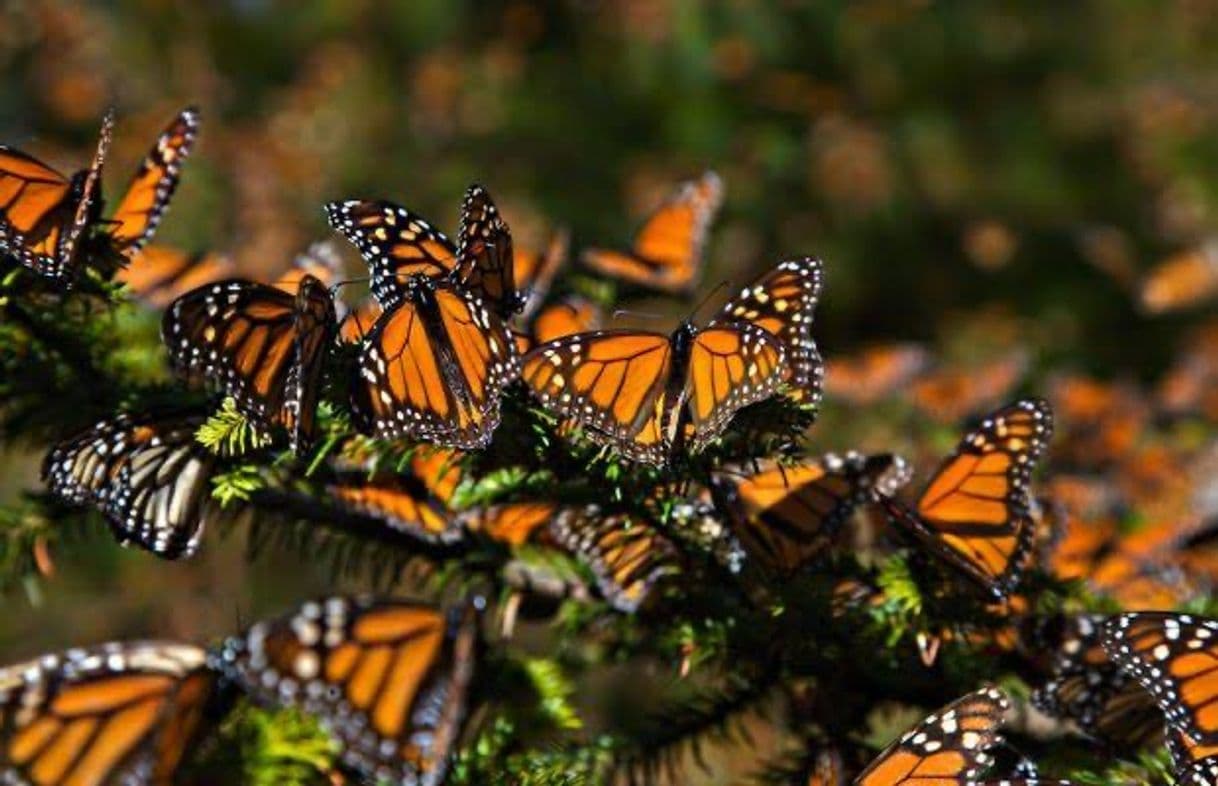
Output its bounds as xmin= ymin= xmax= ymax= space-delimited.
xmin=352 ymin=273 xmax=519 ymax=448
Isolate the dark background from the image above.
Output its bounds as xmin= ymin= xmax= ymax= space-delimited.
xmin=2 ymin=0 xmax=1217 ymax=676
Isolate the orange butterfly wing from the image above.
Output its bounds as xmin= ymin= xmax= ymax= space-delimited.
xmin=107 ymin=107 xmax=199 ymax=256
xmin=162 ymin=276 xmax=336 ymax=451
xmin=531 ymin=296 xmax=603 ymax=345
xmin=710 ymin=453 xmax=910 ymax=573
xmin=855 ymin=686 xmax=1009 ymax=786
xmin=882 ymin=398 xmax=1053 ymax=598
xmin=550 ymin=509 xmax=681 ymax=613
xmin=522 ymin=329 xmax=673 ymax=463
xmin=1103 ymin=613 xmax=1218 ymax=745
xmin=0 ymin=641 xmax=216 ymax=785
xmin=454 ymin=184 xmax=520 ymax=317
xmin=581 ymin=171 xmax=722 ymax=293
xmin=713 ymin=257 xmax=824 ymax=402
xmin=1031 ymin=614 xmax=1164 ymax=749
xmin=685 ymin=323 xmax=786 ymax=452
xmin=117 ymin=244 xmax=235 ymax=308
xmin=459 ymin=502 xmax=559 ymax=546
xmin=824 ymin=343 xmax=930 ymax=406
xmin=0 ymin=112 xmax=111 ymax=281
xmin=353 ymin=281 xmax=518 ymax=448
xmin=325 ymin=199 xmax=458 ymax=310
xmin=219 ymin=597 xmax=477 ymax=785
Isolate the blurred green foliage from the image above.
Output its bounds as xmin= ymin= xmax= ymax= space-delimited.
xmin=4 ymin=0 xmax=1218 ymax=377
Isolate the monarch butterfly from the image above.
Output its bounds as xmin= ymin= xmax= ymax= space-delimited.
xmin=1139 ymin=242 xmax=1218 ymax=315
xmin=350 ymin=274 xmax=519 ymax=448
xmin=854 ymin=686 xmax=1010 ymax=785
xmin=0 ymin=107 xmax=198 ymax=283
xmin=325 ymin=184 xmax=519 ymax=316
xmin=1168 ymin=725 xmax=1218 ymax=785
xmin=549 ymin=508 xmax=681 ymax=613
xmin=0 ymin=641 xmax=221 ymax=785
xmin=1031 ymin=614 xmax=1163 ymax=750
xmin=217 ymin=596 xmax=477 ymax=786
xmin=42 ymin=411 xmax=216 ymax=559
xmin=709 ymin=452 xmax=910 ymax=574
xmin=458 ymin=501 xmax=559 ymax=547
xmin=878 ymin=398 xmax=1053 ymax=599
xmin=908 ymin=352 xmax=1028 ymax=424
xmin=822 ymin=343 xmax=930 ymax=406
xmin=581 ymin=171 xmax=722 ymax=294
xmin=1102 ymin=613 xmax=1218 ymax=746
xmin=327 ymin=448 xmax=466 ymax=543
xmin=514 ymin=229 xmax=569 ymax=320
xmin=521 ymin=259 xmax=822 ymax=465
xmin=116 ymin=244 xmax=235 ymax=308
xmin=163 ymin=275 xmax=337 ymax=452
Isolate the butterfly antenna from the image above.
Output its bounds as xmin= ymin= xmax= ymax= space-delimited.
xmin=690 ymin=279 xmax=732 ymax=321
xmin=327 ymin=275 xmax=372 ymax=296
xmin=611 ymin=308 xmax=667 ymax=323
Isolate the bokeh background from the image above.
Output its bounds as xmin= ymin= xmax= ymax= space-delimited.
xmin=4 ymin=0 xmax=1218 ymax=734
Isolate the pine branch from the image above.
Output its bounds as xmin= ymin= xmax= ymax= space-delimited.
xmin=610 ymin=671 xmax=780 ymax=785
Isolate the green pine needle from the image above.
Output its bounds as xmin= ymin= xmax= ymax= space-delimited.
xmin=196 ymin=398 xmax=271 ymax=457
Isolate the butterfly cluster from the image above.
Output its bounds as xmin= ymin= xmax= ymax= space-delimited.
xmin=8 ymin=108 xmax=1218 ymax=785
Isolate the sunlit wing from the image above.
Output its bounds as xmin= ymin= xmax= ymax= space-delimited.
xmin=0 ymin=112 xmax=111 ymax=281
xmin=714 ymin=256 xmax=824 ymax=402
xmin=107 ymin=107 xmax=199 ymax=256
xmin=353 ymin=280 xmax=518 ymax=448
xmin=581 ymin=171 xmax=722 ymax=293
xmin=686 ymin=323 xmax=786 ymax=452
xmin=854 ymin=686 xmax=1009 ymax=786
xmin=880 ymin=398 xmax=1053 ymax=598
xmin=522 ymin=329 xmax=673 ymax=464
